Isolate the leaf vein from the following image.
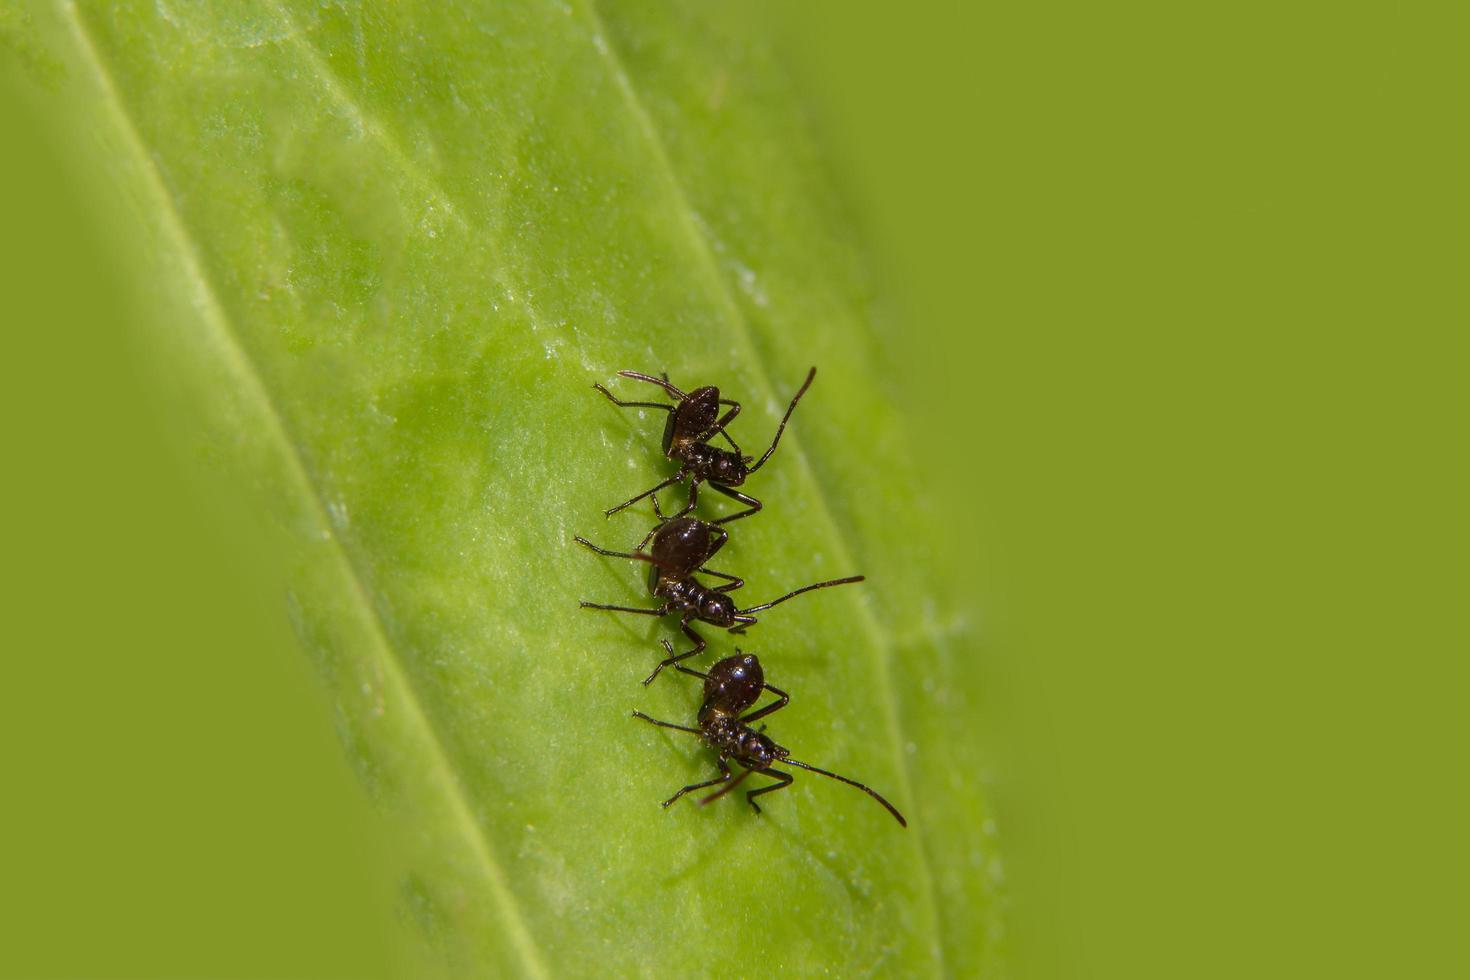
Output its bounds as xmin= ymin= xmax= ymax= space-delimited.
xmin=575 ymin=1 xmax=949 ymax=972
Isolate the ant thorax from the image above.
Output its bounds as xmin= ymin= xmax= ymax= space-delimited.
xmin=654 ymin=577 xmax=737 ymax=627
xmin=697 ymin=707 xmax=743 ymax=748
xmin=697 ymin=709 xmax=783 ymax=769
xmin=676 ymin=442 xmax=747 ymax=486
xmin=653 ymin=575 xmax=704 ymax=610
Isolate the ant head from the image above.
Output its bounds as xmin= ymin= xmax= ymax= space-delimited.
xmin=703 ymin=653 xmax=764 ymax=712
xmin=738 ymin=730 xmax=785 ymax=769
xmin=699 ymin=592 xmax=738 ymax=626
xmin=710 ymin=451 xmax=748 ymax=486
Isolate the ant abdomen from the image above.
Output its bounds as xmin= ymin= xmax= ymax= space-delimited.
xmin=703 ymin=653 xmax=765 ymax=713
xmin=650 ymin=518 xmax=725 ymax=570
xmin=664 ymin=385 xmax=722 ymax=456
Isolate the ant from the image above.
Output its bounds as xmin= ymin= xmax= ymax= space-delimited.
xmin=575 ymin=517 xmax=863 ymax=685
xmin=632 ymin=652 xmax=907 ymax=827
xmin=594 ymin=366 xmax=817 ymax=526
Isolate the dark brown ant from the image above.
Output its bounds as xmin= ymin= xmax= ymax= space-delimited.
xmin=632 ymin=652 xmax=907 ymax=827
xmin=575 ymin=517 xmax=863 ymax=684
xmin=594 ymin=367 xmax=817 ymax=525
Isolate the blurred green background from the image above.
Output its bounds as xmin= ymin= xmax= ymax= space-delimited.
xmin=2 ymin=2 xmax=1462 ymax=978
xmin=768 ymin=4 xmax=1463 ymax=979
xmin=0 ymin=61 xmax=400 ymax=978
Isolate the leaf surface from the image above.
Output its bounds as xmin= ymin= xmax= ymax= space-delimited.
xmin=16 ymin=0 xmax=1002 ymax=974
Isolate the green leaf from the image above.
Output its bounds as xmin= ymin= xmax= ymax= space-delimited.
xmin=15 ymin=0 xmax=1001 ymax=974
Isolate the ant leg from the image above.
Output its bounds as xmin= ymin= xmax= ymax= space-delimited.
xmin=633 ymin=494 xmax=675 ymax=552
xmin=743 ymin=768 xmax=795 ymax=815
xmin=643 ymin=622 xmax=706 ymax=686
xmin=696 ymin=566 xmax=745 ymax=593
xmin=616 ymin=371 xmax=688 ymax=400
xmin=662 ymin=639 xmax=710 ymax=681
xmin=748 ymin=366 xmax=817 ymax=473
xmin=699 ymin=767 xmax=754 ymax=807
xmin=669 ymin=479 xmax=699 ymax=521
xmin=708 ymin=484 xmax=763 ymax=525
xmin=715 ymin=400 xmax=744 ymax=454
xmin=580 ymin=600 xmax=665 ymax=617
xmin=741 ymin=682 xmax=790 ymax=724
xmin=641 ymin=479 xmax=698 ymax=537
xmin=574 ymin=536 xmax=649 ymax=561
xmin=577 ymin=536 xmax=686 ymax=579
xmin=630 ymin=711 xmax=700 ymax=736
xmin=663 ymin=757 xmax=733 ymax=808
xmin=593 ymin=383 xmax=671 ymax=412
xmin=606 ymin=471 xmax=686 ymax=517
xmin=705 ymin=400 xmax=743 ymax=451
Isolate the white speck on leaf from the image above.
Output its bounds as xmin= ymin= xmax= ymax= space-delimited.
xmin=735 ymin=262 xmax=769 ymax=307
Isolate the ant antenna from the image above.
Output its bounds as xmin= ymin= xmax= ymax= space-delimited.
xmin=737 ymin=574 xmax=865 ymax=615
xmin=749 ymin=367 xmax=817 ymax=473
xmin=784 ymin=759 xmax=908 ymax=827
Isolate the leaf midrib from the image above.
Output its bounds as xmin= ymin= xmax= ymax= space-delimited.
xmin=57 ymin=3 xmax=550 ymax=976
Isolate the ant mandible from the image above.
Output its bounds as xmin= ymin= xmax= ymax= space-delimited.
xmin=575 ymin=517 xmax=863 ymax=685
xmin=632 ymin=652 xmax=907 ymax=827
xmin=594 ymin=366 xmax=817 ymax=526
